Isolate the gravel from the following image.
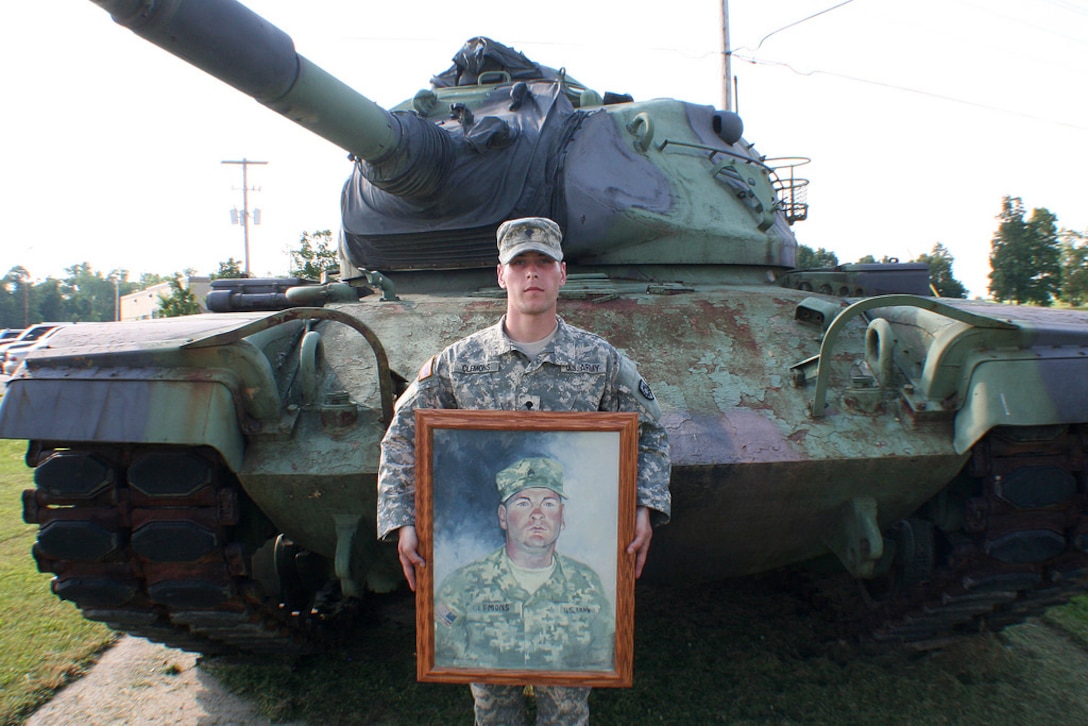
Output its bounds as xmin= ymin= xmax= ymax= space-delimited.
xmin=24 ymin=637 xmax=299 ymax=726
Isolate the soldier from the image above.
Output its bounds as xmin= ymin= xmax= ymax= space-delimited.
xmin=435 ymin=457 xmax=616 ymax=671
xmin=377 ymin=216 xmax=671 ymax=725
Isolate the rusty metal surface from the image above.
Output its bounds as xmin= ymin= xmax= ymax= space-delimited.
xmin=308 ymin=284 xmax=971 ymax=580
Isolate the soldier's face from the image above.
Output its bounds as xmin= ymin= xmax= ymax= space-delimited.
xmin=498 ymin=487 xmax=565 ymax=552
xmin=497 ymin=252 xmax=567 ymax=316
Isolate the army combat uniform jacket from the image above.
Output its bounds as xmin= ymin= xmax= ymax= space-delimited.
xmin=376 ymin=316 xmax=671 ymax=540
xmin=435 ymin=548 xmax=615 ymax=670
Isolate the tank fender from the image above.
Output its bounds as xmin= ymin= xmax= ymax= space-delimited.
xmin=0 ymin=376 xmax=245 ymax=470
xmin=0 ymin=313 xmax=310 ymax=470
xmin=807 ymin=295 xmax=1016 ymax=417
xmin=954 ymin=353 xmax=1088 ymax=453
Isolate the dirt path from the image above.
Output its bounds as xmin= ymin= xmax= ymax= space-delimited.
xmin=24 ymin=637 xmax=299 ymax=726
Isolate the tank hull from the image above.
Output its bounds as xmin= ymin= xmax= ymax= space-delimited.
xmin=8 ymin=273 xmax=1088 ymax=653
xmin=0 ymin=282 xmax=973 ymax=578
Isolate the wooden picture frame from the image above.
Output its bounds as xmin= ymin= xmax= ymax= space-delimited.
xmin=415 ymin=409 xmax=638 ymax=687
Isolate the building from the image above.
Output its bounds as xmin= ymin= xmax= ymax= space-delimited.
xmin=119 ymin=276 xmax=212 ymax=321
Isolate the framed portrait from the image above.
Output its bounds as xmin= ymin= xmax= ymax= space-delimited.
xmin=414 ymin=409 xmax=638 ymax=687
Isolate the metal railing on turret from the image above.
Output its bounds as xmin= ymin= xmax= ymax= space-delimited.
xmin=767 ymin=157 xmax=811 ymax=224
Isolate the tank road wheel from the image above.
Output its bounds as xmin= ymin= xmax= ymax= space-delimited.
xmin=22 ymin=444 xmax=358 ymax=655
xmin=863 ymin=425 xmax=1088 ymax=643
xmin=861 ymin=518 xmax=936 ymax=604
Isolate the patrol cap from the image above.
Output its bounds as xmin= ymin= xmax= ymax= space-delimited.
xmin=496 ymin=217 xmax=564 ymax=264
xmin=496 ymin=457 xmax=565 ymax=503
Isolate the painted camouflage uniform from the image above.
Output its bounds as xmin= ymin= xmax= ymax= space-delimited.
xmin=376 ymin=316 xmax=671 ymax=539
xmin=377 ymin=314 xmax=671 ymax=726
xmin=435 ymin=548 xmax=615 ymax=671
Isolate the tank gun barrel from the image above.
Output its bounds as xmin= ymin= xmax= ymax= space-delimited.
xmin=90 ymin=0 xmax=401 ymax=162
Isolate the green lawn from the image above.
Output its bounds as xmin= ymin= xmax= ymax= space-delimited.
xmin=0 ymin=439 xmax=114 ymax=726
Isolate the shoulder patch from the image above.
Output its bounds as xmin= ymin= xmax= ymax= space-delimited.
xmin=618 ymin=354 xmax=662 ymax=417
xmin=417 ymin=355 xmax=437 ymax=382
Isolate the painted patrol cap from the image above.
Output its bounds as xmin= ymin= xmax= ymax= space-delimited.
xmin=496 ymin=217 xmax=564 ymax=264
xmin=496 ymin=457 xmax=566 ymax=503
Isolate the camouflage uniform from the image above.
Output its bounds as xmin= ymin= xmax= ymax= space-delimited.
xmin=435 ymin=548 xmax=615 ymax=671
xmin=377 ymin=316 xmax=671 ymax=539
xmin=465 ymin=683 xmax=587 ymax=722
xmin=470 ymin=684 xmax=592 ymax=726
xmin=377 ymin=314 xmax=671 ymax=726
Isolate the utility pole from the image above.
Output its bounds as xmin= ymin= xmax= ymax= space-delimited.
xmin=222 ymin=158 xmax=267 ymax=276
xmin=21 ymin=275 xmax=29 ymax=328
xmin=720 ymin=0 xmax=734 ymax=112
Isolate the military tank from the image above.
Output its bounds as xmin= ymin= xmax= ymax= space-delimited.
xmin=4 ymin=0 xmax=1087 ymax=654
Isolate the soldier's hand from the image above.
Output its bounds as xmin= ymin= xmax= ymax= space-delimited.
xmin=627 ymin=506 xmax=653 ymax=578
xmin=398 ymin=525 xmax=426 ymax=591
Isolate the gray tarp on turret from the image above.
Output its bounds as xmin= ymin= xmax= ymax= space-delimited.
xmin=340 ymin=37 xmax=589 ymax=271
xmin=341 ymin=82 xmax=584 ymax=271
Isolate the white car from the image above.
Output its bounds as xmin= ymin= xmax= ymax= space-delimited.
xmin=0 ymin=322 xmax=65 ymax=358
xmin=1 ymin=324 xmax=71 ymax=375
xmin=0 ymin=328 xmax=23 ymax=344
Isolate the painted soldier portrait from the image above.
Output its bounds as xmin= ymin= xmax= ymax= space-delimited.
xmin=433 ymin=456 xmax=616 ymax=671
xmin=414 ymin=410 xmax=639 ymax=687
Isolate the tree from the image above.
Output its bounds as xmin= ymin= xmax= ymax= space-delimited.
xmin=212 ymin=258 xmax=247 ymax=279
xmin=914 ymin=243 xmax=966 ymax=298
xmin=988 ymin=196 xmax=1061 ymax=305
xmin=0 ymin=267 xmax=31 ymax=328
xmin=34 ymin=278 xmax=68 ymax=323
xmin=0 ymin=263 xmax=132 ymax=325
xmin=157 ymin=276 xmax=201 ymax=317
xmin=139 ymin=272 xmax=168 ymax=288
xmin=796 ymin=245 xmax=839 ymax=269
xmin=289 ymin=230 xmax=339 ymax=279
xmin=59 ymin=263 xmax=134 ymax=322
xmin=1059 ymin=229 xmax=1088 ymax=307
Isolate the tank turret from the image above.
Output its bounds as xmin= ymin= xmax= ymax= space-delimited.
xmin=94 ymin=0 xmax=799 ymax=273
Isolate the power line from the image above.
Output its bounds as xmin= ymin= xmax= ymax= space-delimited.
xmin=754 ymin=0 xmax=856 ymax=51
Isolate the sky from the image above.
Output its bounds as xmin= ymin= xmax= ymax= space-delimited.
xmin=2 ymin=0 xmax=1086 ymax=298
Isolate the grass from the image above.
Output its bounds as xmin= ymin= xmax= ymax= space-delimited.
xmin=1045 ymin=594 xmax=1088 ymax=646
xmin=204 ymin=576 xmax=1088 ymax=725
xmin=4 ymin=429 xmax=1088 ymax=724
xmin=0 ymin=439 xmax=114 ymax=726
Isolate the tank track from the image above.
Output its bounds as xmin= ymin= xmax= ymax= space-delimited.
xmin=21 ymin=444 xmax=354 ymax=656
xmin=862 ymin=425 xmax=1088 ymax=643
